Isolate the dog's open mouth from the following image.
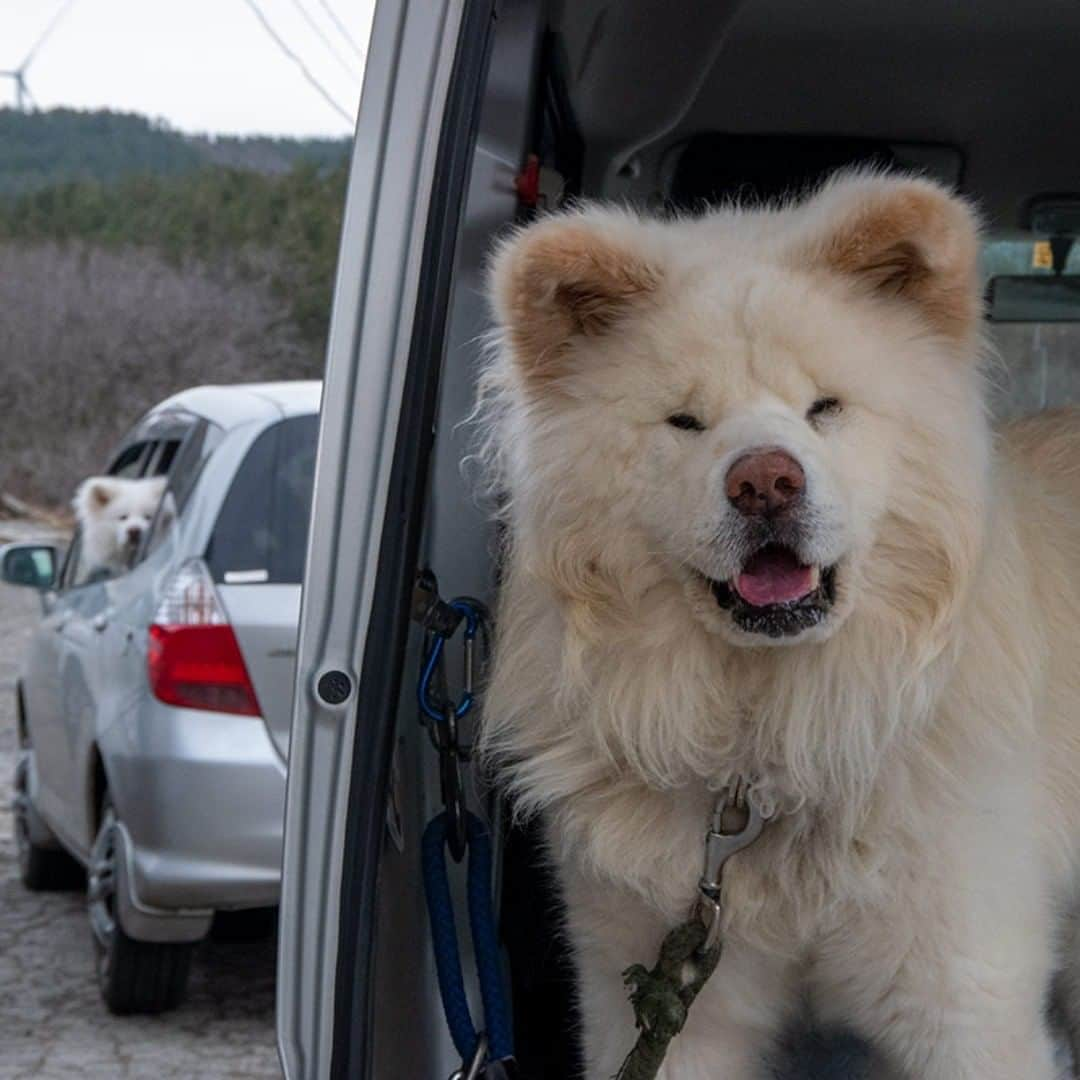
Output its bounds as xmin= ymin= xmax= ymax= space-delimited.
xmin=706 ymin=543 xmax=837 ymax=638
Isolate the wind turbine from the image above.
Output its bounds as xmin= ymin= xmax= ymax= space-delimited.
xmin=0 ymin=67 xmax=33 ymax=111
xmin=1 ymin=0 xmax=77 ymax=111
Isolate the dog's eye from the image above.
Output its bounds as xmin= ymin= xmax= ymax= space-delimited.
xmin=667 ymin=413 xmax=705 ymax=432
xmin=807 ymin=397 xmax=841 ymax=424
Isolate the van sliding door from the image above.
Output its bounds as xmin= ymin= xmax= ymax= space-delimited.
xmin=276 ymin=1 xmax=497 ymax=1078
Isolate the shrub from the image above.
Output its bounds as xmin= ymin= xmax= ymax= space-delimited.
xmin=0 ymin=242 xmax=323 ymax=507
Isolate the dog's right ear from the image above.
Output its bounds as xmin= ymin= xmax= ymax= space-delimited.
xmin=74 ymin=477 xmax=114 ymax=514
xmin=488 ymin=212 xmax=662 ymax=381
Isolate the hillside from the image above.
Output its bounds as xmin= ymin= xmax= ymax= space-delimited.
xmin=0 ymin=109 xmax=349 ymax=508
xmin=0 ymin=163 xmax=347 ymax=343
xmin=0 ymin=108 xmax=350 ymax=193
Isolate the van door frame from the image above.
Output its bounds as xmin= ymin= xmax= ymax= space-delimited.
xmin=330 ymin=3 xmax=499 ymax=1075
xmin=276 ymin=1 xmax=498 ymax=1077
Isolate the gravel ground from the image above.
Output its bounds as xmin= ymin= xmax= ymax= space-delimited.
xmin=0 ymin=525 xmax=281 ymax=1080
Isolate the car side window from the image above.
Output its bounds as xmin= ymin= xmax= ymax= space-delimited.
xmin=68 ymin=435 xmax=170 ymax=585
xmin=59 ymin=524 xmax=122 ymax=590
xmin=55 ymin=532 xmax=78 ymax=591
xmin=141 ymin=421 xmax=224 ymax=562
xmin=108 ymin=441 xmax=155 ymax=478
xmin=145 ymin=437 xmax=183 ymax=477
xmin=56 ymin=528 xmax=100 ymax=592
xmin=68 ymin=412 xmax=209 ymax=581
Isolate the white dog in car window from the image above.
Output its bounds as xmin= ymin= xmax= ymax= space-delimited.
xmin=73 ymin=475 xmax=167 ymax=577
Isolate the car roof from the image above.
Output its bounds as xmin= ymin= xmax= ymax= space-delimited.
xmin=148 ymin=381 xmax=322 ymax=431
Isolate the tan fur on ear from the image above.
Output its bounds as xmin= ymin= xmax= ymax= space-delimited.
xmin=489 ymin=213 xmax=661 ymax=379
xmin=85 ymin=479 xmax=113 ymax=510
xmin=797 ymin=174 xmax=982 ymax=344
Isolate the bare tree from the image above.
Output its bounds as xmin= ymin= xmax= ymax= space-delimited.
xmin=0 ymin=242 xmax=324 ymax=508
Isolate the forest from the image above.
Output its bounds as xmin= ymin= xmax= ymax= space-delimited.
xmin=0 ymin=107 xmax=348 ymax=192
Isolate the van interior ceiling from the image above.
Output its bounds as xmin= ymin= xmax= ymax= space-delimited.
xmin=550 ymin=0 xmax=1080 ymax=223
xmin=373 ymin=3 xmax=1080 ymax=1078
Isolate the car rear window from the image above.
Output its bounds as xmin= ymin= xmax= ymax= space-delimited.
xmin=982 ymin=237 xmax=1080 ymax=417
xmin=205 ymin=415 xmax=318 ymax=585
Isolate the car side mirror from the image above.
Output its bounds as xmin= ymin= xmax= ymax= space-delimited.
xmin=0 ymin=542 xmax=59 ymax=590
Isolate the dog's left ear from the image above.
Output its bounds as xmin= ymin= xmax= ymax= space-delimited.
xmin=489 ymin=212 xmax=662 ymax=381
xmin=797 ymin=173 xmax=982 ymax=345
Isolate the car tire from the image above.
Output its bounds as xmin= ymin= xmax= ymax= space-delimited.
xmin=88 ymin=797 xmax=194 ymax=1015
xmin=13 ymin=752 xmax=85 ymax=892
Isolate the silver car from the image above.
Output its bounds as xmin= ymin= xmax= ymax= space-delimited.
xmin=2 ymin=380 xmax=320 ymax=1014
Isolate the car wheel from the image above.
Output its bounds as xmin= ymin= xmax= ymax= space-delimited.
xmin=13 ymin=752 xmax=84 ymax=891
xmin=88 ymin=798 xmax=194 ymax=1015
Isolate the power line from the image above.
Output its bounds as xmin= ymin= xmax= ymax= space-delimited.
xmin=312 ymin=0 xmax=366 ymax=62
xmin=289 ymin=0 xmax=361 ymax=85
xmin=239 ymin=0 xmax=353 ymax=126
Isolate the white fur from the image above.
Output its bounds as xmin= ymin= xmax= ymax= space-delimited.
xmin=73 ymin=475 xmax=166 ymax=576
xmin=477 ymin=173 xmax=1080 ymax=1078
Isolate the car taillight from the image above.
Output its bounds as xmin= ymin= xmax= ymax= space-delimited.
xmin=147 ymin=559 xmax=261 ymax=717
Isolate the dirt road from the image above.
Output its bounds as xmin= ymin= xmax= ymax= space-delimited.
xmin=0 ymin=540 xmax=281 ymax=1080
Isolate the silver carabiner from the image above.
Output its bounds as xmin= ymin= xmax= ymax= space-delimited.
xmin=449 ymin=1034 xmax=489 ymax=1080
xmin=463 ymin=632 xmax=475 ymax=701
xmin=699 ymin=782 xmax=770 ymax=898
xmin=694 ymin=781 xmax=772 ymax=951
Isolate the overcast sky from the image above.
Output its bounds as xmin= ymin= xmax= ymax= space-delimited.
xmin=2 ymin=0 xmax=376 ymax=137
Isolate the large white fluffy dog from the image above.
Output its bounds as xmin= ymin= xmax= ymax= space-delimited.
xmin=478 ymin=172 xmax=1080 ymax=1079
xmin=73 ymin=475 xmax=166 ymax=576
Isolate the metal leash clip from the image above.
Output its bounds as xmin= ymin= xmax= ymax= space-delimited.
xmin=432 ymin=703 xmax=468 ymax=862
xmin=450 ymin=1035 xmax=489 ymax=1080
xmin=693 ymin=780 xmax=771 ymax=952
xmin=447 ymin=1032 xmax=522 ymax=1080
xmin=415 ymin=584 xmax=484 ymax=862
xmin=418 ymin=600 xmax=479 ymax=725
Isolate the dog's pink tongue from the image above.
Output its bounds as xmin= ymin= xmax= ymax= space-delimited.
xmin=735 ymin=546 xmax=814 ymax=607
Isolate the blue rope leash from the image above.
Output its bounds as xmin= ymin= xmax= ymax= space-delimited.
xmin=413 ymin=584 xmax=515 ymax=1077
xmin=421 ymin=811 xmax=514 ymax=1064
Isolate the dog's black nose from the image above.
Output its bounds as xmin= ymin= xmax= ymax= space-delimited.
xmin=726 ymin=450 xmax=805 ymax=517
xmin=126 ymin=526 xmax=143 ymax=543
